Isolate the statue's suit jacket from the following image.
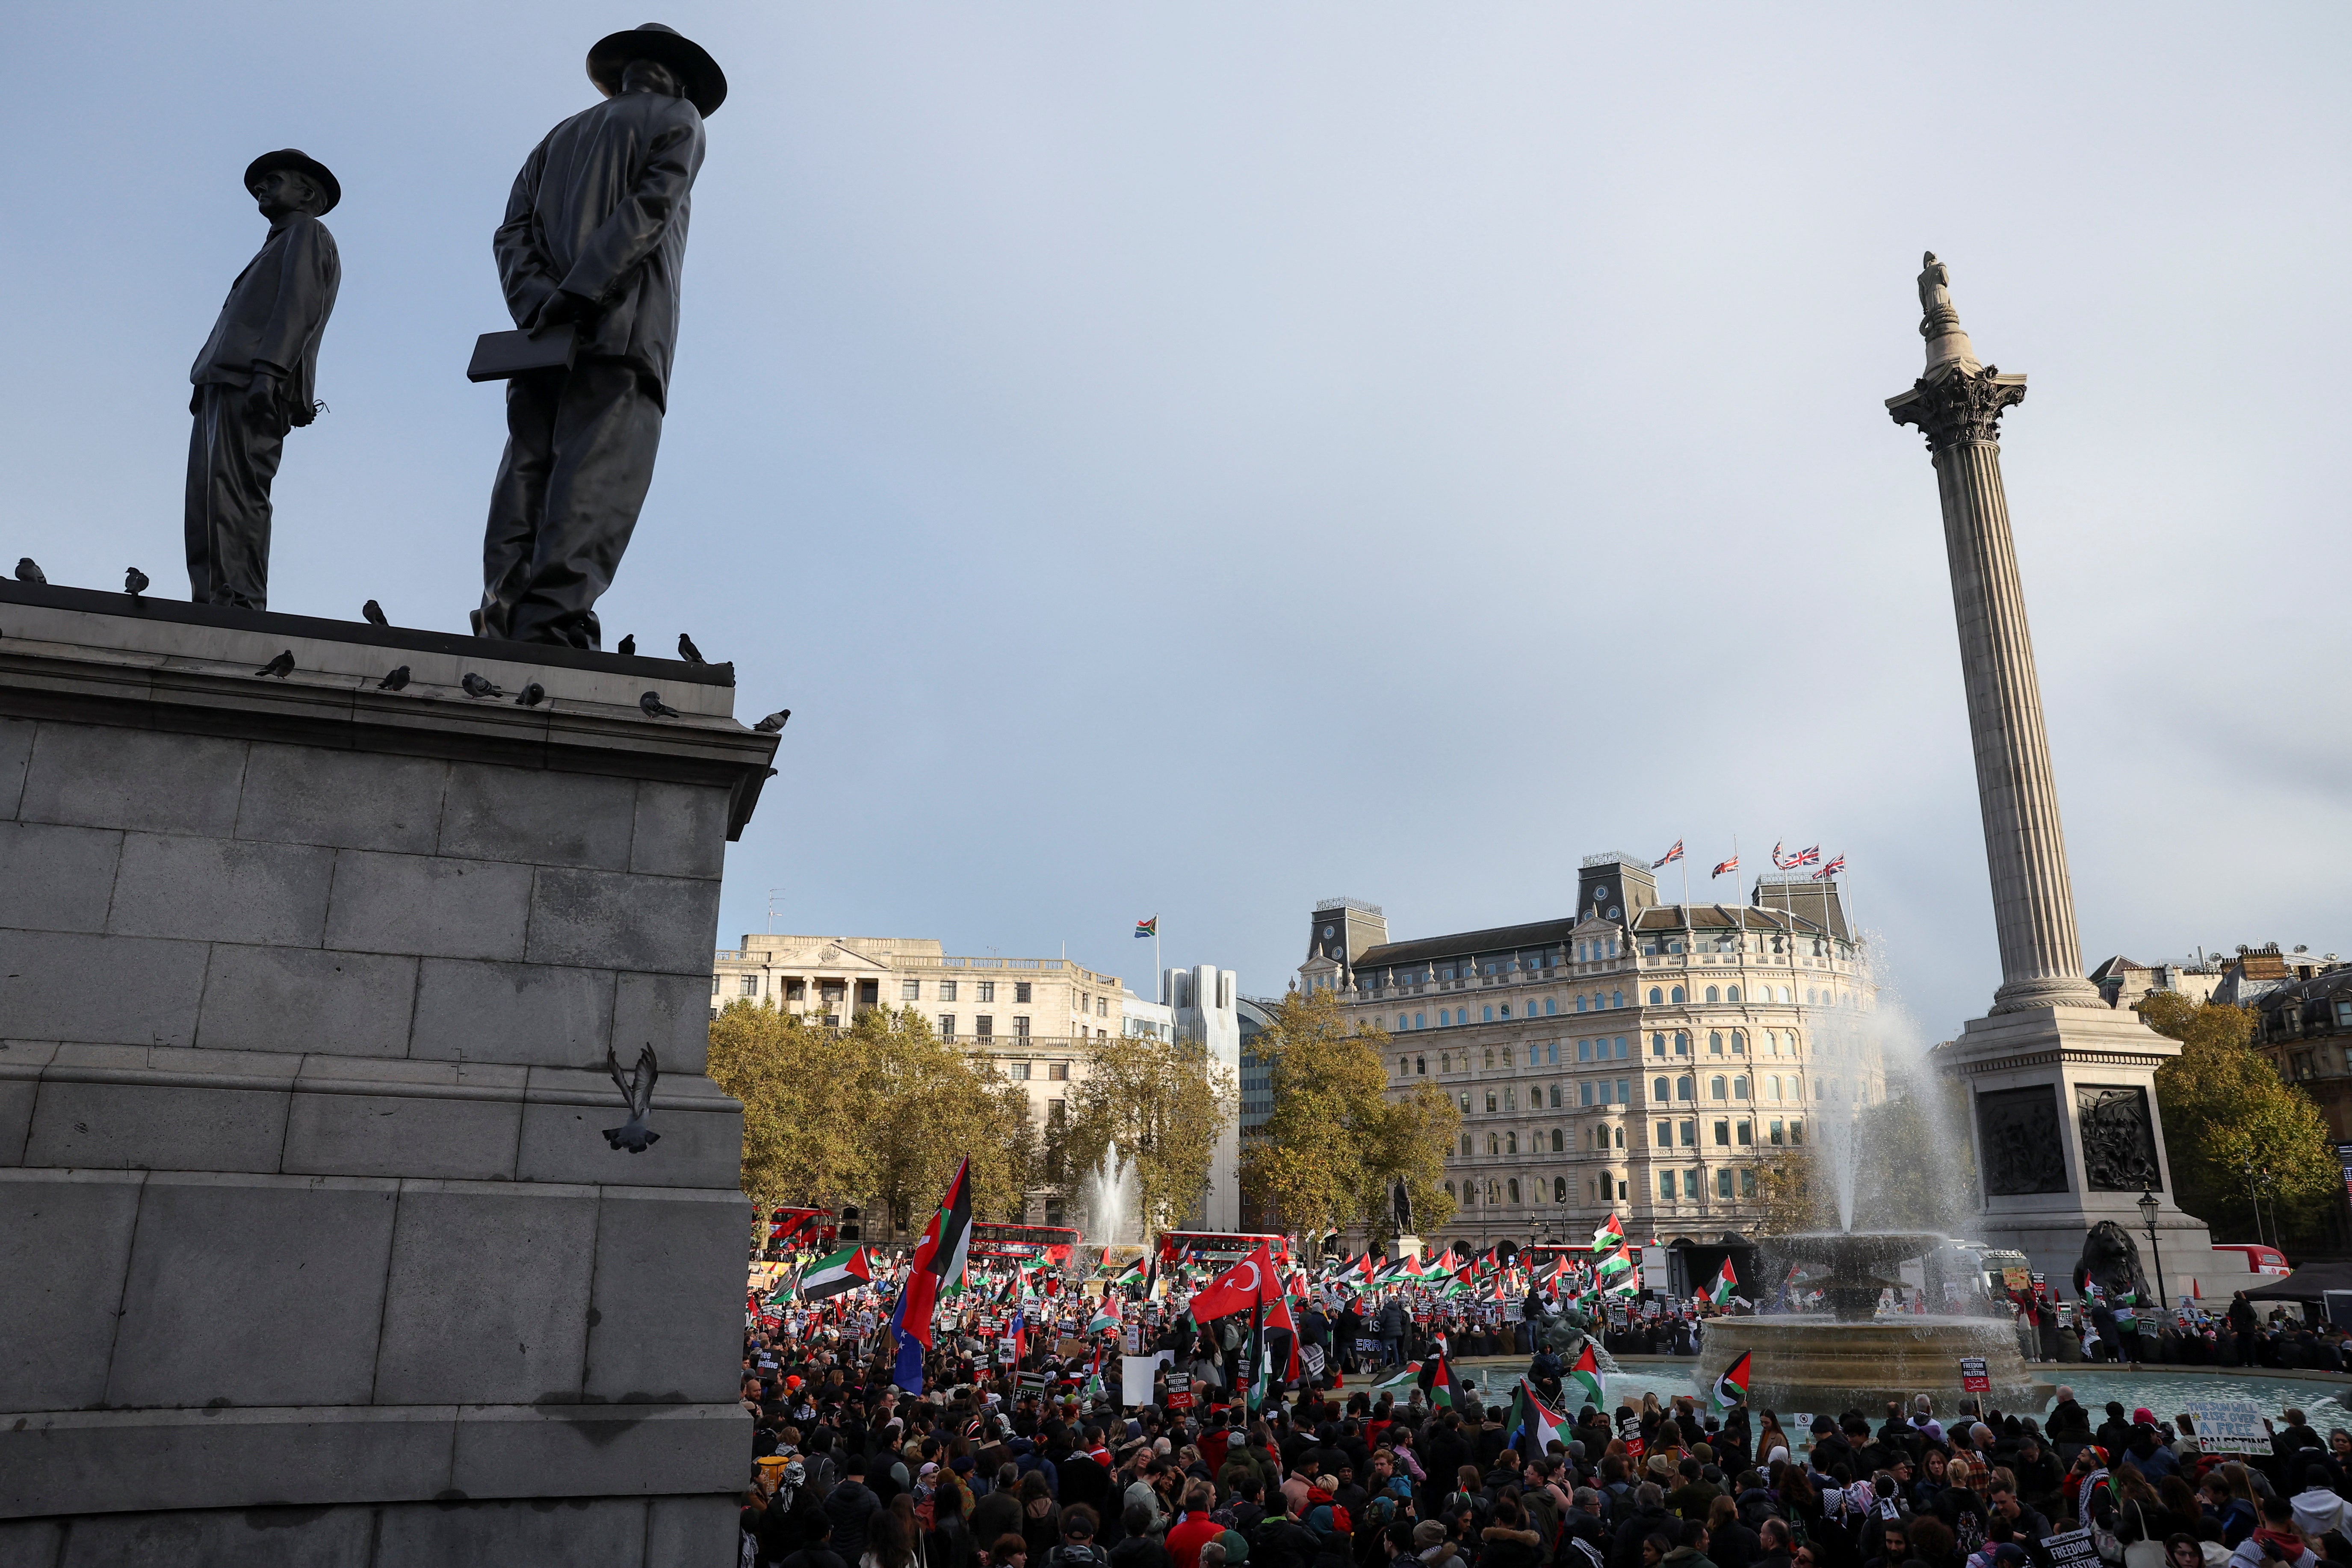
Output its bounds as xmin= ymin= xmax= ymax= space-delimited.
xmin=189 ymin=213 xmax=340 ymax=416
xmin=494 ymin=90 xmax=705 ymax=403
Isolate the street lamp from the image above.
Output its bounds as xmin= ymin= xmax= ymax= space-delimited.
xmin=2137 ymin=1189 xmax=2166 ymax=1311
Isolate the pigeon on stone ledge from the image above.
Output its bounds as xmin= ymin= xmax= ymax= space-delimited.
xmin=514 ymin=682 xmax=546 ymax=707
xmin=754 ymin=710 xmax=790 ymax=733
xmin=14 ymin=558 xmax=44 ymax=585
xmin=362 ymin=599 xmax=388 ymax=626
xmin=677 ymin=632 xmax=707 ymax=664
xmin=255 ymin=650 xmax=295 ymax=678
xmin=378 ymin=665 xmax=411 ymax=691
xmin=639 ymin=691 xmax=680 ymax=718
xmin=603 ymin=1045 xmax=661 ymax=1153
xmin=124 ymin=567 xmax=149 ymax=597
xmin=617 ymin=634 xmax=636 ymax=656
xmin=461 ymin=672 xmax=503 ymax=699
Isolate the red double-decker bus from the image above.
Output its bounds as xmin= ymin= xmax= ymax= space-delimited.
xmin=1155 ymin=1231 xmax=1293 ymax=1269
xmin=969 ymin=1223 xmax=1082 ymax=1268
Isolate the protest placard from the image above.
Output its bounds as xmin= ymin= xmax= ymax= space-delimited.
xmin=1960 ymin=1357 xmax=1990 ymax=1394
xmin=2042 ymin=1529 xmax=2100 ymax=1568
xmin=2181 ymin=1401 xmax=2266 ymax=1454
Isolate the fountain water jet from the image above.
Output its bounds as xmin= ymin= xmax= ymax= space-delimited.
xmin=1694 ymin=943 xmax=2045 ymax=1412
xmin=1078 ymin=1142 xmax=1144 ymax=1275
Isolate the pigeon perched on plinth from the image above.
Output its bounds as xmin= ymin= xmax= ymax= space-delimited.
xmin=124 ymin=567 xmax=149 ymax=597
xmin=514 ymin=682 xmax=546 ymax=707
xmin=361 ymin=599 xmax=388 ymax=626
xmin=603 ymin=1045 xmax=661 ymax=1153
xmin=677 ymin=632 xmax=706 ymax=664
xmin=753 ymin=709 xmax=790 ymax=733
xmin=254 ymin=650 xmax=295 ymax=679
xmin=461 ymin=672 xmax=503 ymax=699
xmin=617 ymin=634 xmax=636 ymax=656
xmin=378 ymin=665 xmax=411 ymax=691
xmin=14 ymin=558 xmax=44 ymax=585
xmin=639 ymin=691 xmax=680 ymax=718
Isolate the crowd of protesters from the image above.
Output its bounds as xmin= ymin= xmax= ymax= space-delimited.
xmin=731 ymin=1296 xmax=2352 ymax=1568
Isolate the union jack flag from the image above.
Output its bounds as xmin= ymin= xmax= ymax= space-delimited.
xmin=1813 ymin=854 xmax=1845 ymax=880
xmin=1792 ymin=845 xmax=1821 ymax=867
xmin=1712 ymin=856 xmax=1738 ymax=878
xmin=1770 ymin=841 xmax=1792 ymax=870
xmin=1652 ymin=840 xmax=1684 ymax=869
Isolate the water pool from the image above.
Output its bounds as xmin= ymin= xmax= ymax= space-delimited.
xmin=1454 ymin=1358 xmax=2352 ymax=1430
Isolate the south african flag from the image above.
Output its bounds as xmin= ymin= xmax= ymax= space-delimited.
xmin=1135 ymin=916 xmax=1157 ymax=938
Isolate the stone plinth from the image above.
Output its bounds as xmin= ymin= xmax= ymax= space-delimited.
xmin=1938 ymin=1004 xmax=2218 ymax=1295
xmin=1696 ymin=1314 xmax=2045 ymax=1416
xmin=0 ymin=581 xmax=777 ymax=1564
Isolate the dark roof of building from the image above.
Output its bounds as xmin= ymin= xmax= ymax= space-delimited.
xmin=2088 ymin=956 xmax=2154 ymax=980
xmin=1354 ymin=917 xmax=1585 ymax=970
xmin=1630 ymin=904 xmax=1832 ymax=936
xmin=2254 ymin=968 xmax=2352 ymax=1013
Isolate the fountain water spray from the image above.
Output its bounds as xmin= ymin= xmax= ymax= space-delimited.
xmin=1079 ymin=1142 xmax=1142 ymax=1273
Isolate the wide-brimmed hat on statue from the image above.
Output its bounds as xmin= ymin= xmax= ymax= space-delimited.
xmin=243 ymin=149 xmax=340 ymax=214
xmin=587 ymin=23 xmax=727 ymax=116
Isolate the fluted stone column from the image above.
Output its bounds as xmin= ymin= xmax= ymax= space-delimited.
xmin=1888 ymin=260 xmax=2104 ymax=1015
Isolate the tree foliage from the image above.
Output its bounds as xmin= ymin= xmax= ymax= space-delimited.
xmin=707 ymin=1001 xmax=1036 ymax=1235
xmin=2141 ymin=993 xmax=2340 ymax=1245
xmin=1053 ymin=1033 xmax=1237 ymax=1242
xmin=1238 ymin=989 xmax=1459 ymax=1242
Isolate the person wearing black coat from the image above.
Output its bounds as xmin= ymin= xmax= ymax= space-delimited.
xmin=1612 ymin=1487 xmax=1678 ymax=1568
xmin=827 ymin=1457 xmax=884 ymax=1568
xmin=780 ymin=1514 xmax=852 ymax=1568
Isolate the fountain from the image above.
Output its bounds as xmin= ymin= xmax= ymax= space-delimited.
xmin=1078 ymin=1142 xmax=1146 ymax=1280
xmin=1692 ymin=957 xmax=2047 ymax=1414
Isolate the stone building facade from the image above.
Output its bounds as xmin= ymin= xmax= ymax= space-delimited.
xmin=1300 ymin=856 xmax=1878 ymax=1272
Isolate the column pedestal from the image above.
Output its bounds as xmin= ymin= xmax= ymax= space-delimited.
xmin=0 ymin=580 xmax=777 ymax=1563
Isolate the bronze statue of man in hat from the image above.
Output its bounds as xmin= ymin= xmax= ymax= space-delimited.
xmin=473 ymin=23 xmax=726 ymax=649
xmin=186 ymin=149 xmax=340 ymax=610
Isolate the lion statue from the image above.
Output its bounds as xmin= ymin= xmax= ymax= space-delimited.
xmin=2072 ymin=1219 xmax=2153 ymax=1302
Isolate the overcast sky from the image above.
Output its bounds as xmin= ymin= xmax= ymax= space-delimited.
xmin=6 ymin=6 xmax=2346 ymax=1038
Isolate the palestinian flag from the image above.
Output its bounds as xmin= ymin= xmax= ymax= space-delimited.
xmin=1421 ymin=1353 xmax=1457 ymax=1407
xmin=1087 ymin=1293 xmax=1123 ymax=1336
xmin=797 ymin=1245 xmax=875 ymax=1301
xmin=1710 ymin=1349 xmax=1751 ymax=1411
xmin=1372 ymin=1361 xmax=1422 ymax=1392
xmin=1592 ymin=1214 xmax=1625 ymax=1251
xmin=1105 ymin=1254 xmax=1146 ymax=1283
xmin=1568 ymin=1340 xmax=1606 ymax=1410
xmin=1595 ymin=1245 xmax=1634 ymax=1279
xmin=1508 ymin=1375 xmax=1568 ymax=1460
xmin=1706 ymin=1258 xmax=1738 ymax=1307
xmin=1602 ymin=1270 xmax=1640 ymax=1298
xmin=888 ymin=1156 xmax=974 ymax=1393
xmin=1264 ymin=1292 xmax=1303 ymax=1384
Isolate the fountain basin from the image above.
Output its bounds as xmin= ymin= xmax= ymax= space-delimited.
xmin=1697 ymin=1314 xmax=2048 ymax=1416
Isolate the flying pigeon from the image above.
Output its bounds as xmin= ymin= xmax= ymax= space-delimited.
xmin=255 ymin=650 xmax=295 ymax=679
xmin=514 ymin=681 xmax=546 ymax=707
xmin=603 ymin=1045 xmax=661 ymax=1153
xmin=14 ymin=558 xmax=44 ymax=585
xmin=124 ymin=567 xmax=149 ymax=597
xmin=677 ymin=632 xmax=706 ymax=664
xmin=616 ymin=635 xmax=636 ymax=656
xmin=461 ymin=672 xmax=503 ymax=699
xmin=361 ymin=599 xmax=388 ymax=626
xmin=378 ymin=665 xmax=411 ymax=691
xmin=638 ymin=690 xmax=680 ymax=719
xmin=753 ymin=709 xmax=790 ymax=733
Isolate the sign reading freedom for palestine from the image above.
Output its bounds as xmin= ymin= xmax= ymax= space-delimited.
xmin=2042 ymin=1530 xmax=2100 ymax=1568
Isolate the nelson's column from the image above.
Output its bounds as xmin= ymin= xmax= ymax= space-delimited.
xmin=1891 ymin=255 xmax=2219 ymax=1295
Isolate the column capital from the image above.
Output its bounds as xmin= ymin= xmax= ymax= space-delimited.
xmin=1885 ymin=365 xmax=2029 ymax=453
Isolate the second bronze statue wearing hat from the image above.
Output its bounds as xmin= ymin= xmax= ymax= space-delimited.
xmin=473 ymin=23 xmax=725 ymax=649
xmin=186 ymin=150 xmax=341 ymax=611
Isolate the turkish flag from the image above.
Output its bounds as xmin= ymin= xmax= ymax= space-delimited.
xmin=1187 ymin=1242 xmax=1275 ymax=1322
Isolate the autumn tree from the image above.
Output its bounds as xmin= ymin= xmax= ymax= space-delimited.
xmin=2142 ymin=993 xmax=2339 ymax=1245
xmin=1238 ymin=989 xmax=1459 ymax=1243
xmin=707 ymin=1001 xmax=1036 ymax=1237
xmin=1054 ymin=1033 xmax=1237 ymax=1241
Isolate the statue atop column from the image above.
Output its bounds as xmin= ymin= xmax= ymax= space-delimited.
xmin=186 ymin=151 xmax=342 ymax=610
xmin=1917 ymin=250 xmax=1961 ymax=337
xmin=473 ymin=24 xmax=727 ymax=649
